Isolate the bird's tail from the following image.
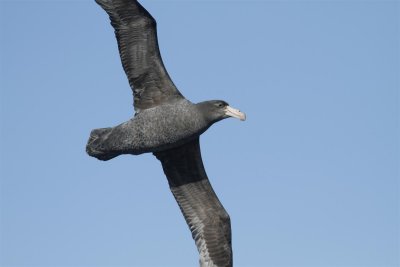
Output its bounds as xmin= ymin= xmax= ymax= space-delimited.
xmin=86 ymin=127 xmax=119 ymax=161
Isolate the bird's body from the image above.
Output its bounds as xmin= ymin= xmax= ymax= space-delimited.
xmin=86 ymin=0 xmax=245 ymax=266
xmin=87 ymin=99 xmax=207 ymax=159
xmin=87 ymin=99 xmax=244 ymax=160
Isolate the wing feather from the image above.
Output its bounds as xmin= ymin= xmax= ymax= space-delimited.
xmin=95 ymin=0 xmax=183 ymax=111
xmin=154 ymin=139 xmax=233 ymax=267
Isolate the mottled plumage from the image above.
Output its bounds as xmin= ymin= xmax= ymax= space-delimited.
xmin=87 ymin=0 xmax=245 ymax=266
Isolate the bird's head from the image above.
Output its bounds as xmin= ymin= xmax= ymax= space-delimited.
xmin=197 ymin=100 xmax=246 ymax=124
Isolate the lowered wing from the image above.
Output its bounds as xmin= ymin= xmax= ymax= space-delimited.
xmin=154 ymin=138 xmax=233 ymax=267
xmin=95 ymin=0 xmax=183 ymax=112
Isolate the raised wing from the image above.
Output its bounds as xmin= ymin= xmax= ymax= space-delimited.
xmin=154 ymin=139 xmax=233 ymax=267
xmin=95 ymin=0 xmax=183 ymax=112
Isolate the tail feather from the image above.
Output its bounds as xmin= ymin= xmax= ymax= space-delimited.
xmin=86 ymin=128 xmax=119 ymax=161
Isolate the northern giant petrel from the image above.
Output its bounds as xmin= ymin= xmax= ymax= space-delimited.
xmin=86 ymin=1 xmax=246 ymax=266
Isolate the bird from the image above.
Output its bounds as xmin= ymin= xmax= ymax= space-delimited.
xmin=86 ymin=0 xmax=246 ymax=266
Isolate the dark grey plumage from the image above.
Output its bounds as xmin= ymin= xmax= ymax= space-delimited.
xmin=94 ymin=0 xmax=182 ymax=111
xmin=87 ymin=0 xmax=245 ymax=266
xmin=154 ymin=139 xmax=232 ymax=266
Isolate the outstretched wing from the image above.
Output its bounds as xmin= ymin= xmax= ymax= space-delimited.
xmin=154 ymin=139 xmax=233 ymax=267
xmin=95 ymin=0 xmax=183 ymax=112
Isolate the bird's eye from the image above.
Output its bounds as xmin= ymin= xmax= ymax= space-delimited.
xmin=217 ymin=102 xmax=224 ymax=107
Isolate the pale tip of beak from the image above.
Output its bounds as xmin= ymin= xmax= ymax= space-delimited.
xmin=225 ymin=106 xmax=246 ymax=121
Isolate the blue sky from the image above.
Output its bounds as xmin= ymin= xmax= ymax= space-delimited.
xmin=0 ymin=0 xmax=398 ymax=266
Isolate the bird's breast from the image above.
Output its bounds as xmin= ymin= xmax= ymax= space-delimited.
xmin=132 ymin=100 xmax=208 ymax=153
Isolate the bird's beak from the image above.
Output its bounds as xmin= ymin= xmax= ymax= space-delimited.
xmin=225 ymin=106 xmax=246 ymax=121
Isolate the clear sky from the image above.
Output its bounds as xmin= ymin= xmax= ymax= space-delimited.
xmin=0 ymin=0 xmax=399 ymax=266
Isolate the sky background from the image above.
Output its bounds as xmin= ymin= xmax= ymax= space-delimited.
xmin=0 ymin=0 xmax=399 ymax=266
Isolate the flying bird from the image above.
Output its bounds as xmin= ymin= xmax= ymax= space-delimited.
xmin=86 ymin=0 xmax=245 ymax=266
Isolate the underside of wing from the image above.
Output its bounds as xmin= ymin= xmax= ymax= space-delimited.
xmin=154 ymin=139 xmax=233 ymax=267
xmin=95 ymin=0 xmax=183 ymax=112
